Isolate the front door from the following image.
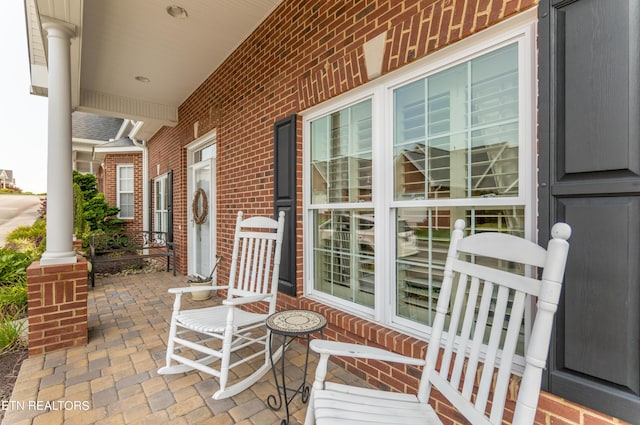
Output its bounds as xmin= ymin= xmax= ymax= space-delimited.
xmin=188 ymin=157 xmax=215 ymax=278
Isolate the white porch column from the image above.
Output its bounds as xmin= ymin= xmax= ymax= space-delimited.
xmin=40 ymin=18 xmax=77 ymax=266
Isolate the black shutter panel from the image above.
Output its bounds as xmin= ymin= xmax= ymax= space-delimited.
xmin=274 ymin=115 xmax=297 ymax=296
xmin=148 ymin=179 xmax=153 ymax=232
xmin=539 ymin=0 xmax=640 ymax=422
xmin=168 ymin=170 xmax=173 ymax=243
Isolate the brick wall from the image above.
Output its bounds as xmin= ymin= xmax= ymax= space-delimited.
xmin=102 ymin=153 xmax=144 ymax=234
xmin=145 ymin=1 xmax=628 ymax=423
xmin=26 ymin=257 xmax=88 ymax=356
xmin=150 ymin=0 xmax=538 ymax=279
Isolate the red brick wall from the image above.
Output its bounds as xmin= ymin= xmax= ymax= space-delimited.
xmin=148 ymin=139 xmax=185 ymax=271
xmin=26 ymin=258 xmax=88 ymax=356
xmin=102 ymin=153 xmax=144 ymax=234
xmin=149 ymin=0 xmax=538 ymax=279
xmin=145 ymin=1 xmax=628 ymax=423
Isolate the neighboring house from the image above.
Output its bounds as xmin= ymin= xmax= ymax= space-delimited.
xmin=24 ymin=0 xmax=640 ymax=423
xmin=0 ymin=169 xmax=16 ymax=190
xmin=71 ymin=111 xmax=147 ymax=234
xmin=71 ymin=111 xmax=124 ymax=174
xmin=93 ymin=137 xmax=146 ymax=235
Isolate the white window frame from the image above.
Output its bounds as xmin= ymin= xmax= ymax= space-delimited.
xmin=154 ymin=173 xmax=169 ymax=233
xmin=117 ymin=164 xmax=135 ymax=219
xmin=303 ymin=11 xmax=537 ymax=357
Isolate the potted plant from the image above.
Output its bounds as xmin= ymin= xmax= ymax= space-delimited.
xmin=188 ymin=255 xmax=222 ymax=300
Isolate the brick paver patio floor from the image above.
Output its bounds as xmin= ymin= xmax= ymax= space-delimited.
xmin=1 ymin=270 xmax=368 ymax=425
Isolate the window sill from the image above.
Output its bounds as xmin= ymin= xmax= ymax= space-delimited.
xmin=299 ymin=297 xmax=427 ymax=360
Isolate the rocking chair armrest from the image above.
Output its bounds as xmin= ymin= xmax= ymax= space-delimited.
xmin=310 ymin=340 xmax=426 ymax=367
xmin=222 ymin=294 xmax=271 ymax=306
xmin=168 ymin=285 xmax=230 ymax=295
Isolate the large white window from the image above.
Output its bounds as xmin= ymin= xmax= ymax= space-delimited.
xmin=155 ymin=173 xmax=169 ymax=233
xmin=117 ymin=164 xmax=134 ymax=219
xmin=310 ymin=100 xmax=375 ymax=307
xmin=304 ymin=15 xmax=536 ymax=354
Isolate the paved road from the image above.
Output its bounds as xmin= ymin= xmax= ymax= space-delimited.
xmin=0 ymin=194 xmax=42 ymax=247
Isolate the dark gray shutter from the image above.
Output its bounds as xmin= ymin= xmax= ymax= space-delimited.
xmin=167 ymin=170 xmax=173 ymax=243
xmin=148 ymin=178 xmax=153 ymax=232
xmin=274 ymin=115 xmax=297 ymax=296
xmin=538 ymin=0 xmax=640 ymax=422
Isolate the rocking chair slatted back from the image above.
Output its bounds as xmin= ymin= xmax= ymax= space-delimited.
xmin=228 ymin=213 xmax=284 ymax=309
xmin=420 ymin=219 xmax=571 ymax=425
xmin=305 ymin=219 xmax=570 ymax=425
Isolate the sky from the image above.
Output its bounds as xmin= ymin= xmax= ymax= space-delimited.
xmin=0 ymin=0 xmax=48 ymax=194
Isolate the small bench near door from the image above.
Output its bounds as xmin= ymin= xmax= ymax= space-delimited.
xmin=89 ymin=231 xmax=175 ymax=287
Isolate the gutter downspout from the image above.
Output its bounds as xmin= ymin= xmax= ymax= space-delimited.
xmin=130 ymin=121 xmax=149 ymax=233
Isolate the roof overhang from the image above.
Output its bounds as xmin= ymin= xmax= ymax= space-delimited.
xmin=92 ymin=137 xmax=144 ymax=162
xmin=24 ymin=0 xmax=282 ymax=141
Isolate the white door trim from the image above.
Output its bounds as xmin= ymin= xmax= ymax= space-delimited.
xmin=186 ymin=131 xmax=216 ymax=277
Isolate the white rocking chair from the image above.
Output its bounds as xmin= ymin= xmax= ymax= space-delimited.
xmin=305 ymin=219 xmax=571 ymax=425
xmin=159 ymin=211 xmax=285 ymax=399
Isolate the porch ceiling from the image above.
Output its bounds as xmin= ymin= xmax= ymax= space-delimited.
xmin=25 ymin=0 xmax=282 ymax=141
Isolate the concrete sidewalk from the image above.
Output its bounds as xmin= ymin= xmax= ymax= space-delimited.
xmin=1 ymin=270 xmax=369 ymax=425
xmin=0 ymin=194 xmax=41 ymax=247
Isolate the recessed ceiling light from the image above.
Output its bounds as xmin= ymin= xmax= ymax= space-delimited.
xmin=135 ymin=76 xmax=151 ymax=83
xmin=166 ymin=5 xmax=188 ymax=19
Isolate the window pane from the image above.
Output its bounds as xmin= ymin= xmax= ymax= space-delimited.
xmin=117 ymin=166 xmax=134 ymax=219
xmin=155 ymin=211 xmax=162 ymax=231
xmin=394 ymin=44 xmax=518 ymax=200
xmin=154 ymin=176 xmax=168 ymax=232
xmin=469 ymin=124 xmax=519 ymax=197
xmin=119 ymin=166 xmax=134 ymax=192
xmin=395 ymin=206 xmax=525 ymax=353
xmin=119 ymin=193 xmax=134 ymax=218
xmin=155 ymin=180 xmax=162 ymax=209
xmin=196 ymin=144 xmax=216 ymax=162
xmin=310 ymin=100 xmax=372 ymax=204
xmin=313 ymin=209 xmax=374 ymax=307
xmin=119 ymin=166 xmax=132 ymax=179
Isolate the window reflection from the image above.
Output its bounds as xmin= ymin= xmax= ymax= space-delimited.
xmin=393 ymin=44 xmax=519 ymax=201
xmin=313 ymin=210 xmax=375 ymax=307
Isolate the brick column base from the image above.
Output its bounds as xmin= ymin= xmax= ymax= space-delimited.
xmin=26 ymin=256 xmax=88 ymax=356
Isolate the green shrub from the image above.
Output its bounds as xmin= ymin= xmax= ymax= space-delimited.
xmin=73 ymin=170 xmax=98 ymax=201
xmin=6 ymin=219 xmax=46 ymax=241
xmin=0 ymin=187 xmax=21 ymax=194
xmin=72 ymin=172 xmax=123 ymax=234
xmin=3 ymin=238 xmax=37 ymax=255
xmin=0 ymin=282 xmax=27 ymax=316
xmin=73 ymin=182 xmax=87 ymax=237
xmin=0 ymin=313 xmax=26 ymax=351
xmin=84 ymin=193 xmax=123 ymax=233
xmin=0 ymin=249 xmax=32 ymax=286
xmin=5 ymin=219 xmax=46 ymax=259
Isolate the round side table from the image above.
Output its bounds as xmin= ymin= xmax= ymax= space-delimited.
xmin=266 ymin=309 xmax=327 ymax=425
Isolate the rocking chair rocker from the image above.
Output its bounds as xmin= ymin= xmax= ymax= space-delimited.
xmin=305 ymin=219 xmax=571 ymax=425
xmin=159 ymin=211 xmax=285 ymax=400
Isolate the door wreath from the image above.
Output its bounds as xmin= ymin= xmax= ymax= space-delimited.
xmin=192 ymin=188 xmax=208 ymax=224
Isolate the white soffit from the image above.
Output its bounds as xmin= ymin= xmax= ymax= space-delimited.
xmin=26 ymin=0 xmax=282 ymax=140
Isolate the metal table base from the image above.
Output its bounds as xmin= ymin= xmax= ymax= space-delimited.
xmin=265 ymin=310 xmax=327 ymax=425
